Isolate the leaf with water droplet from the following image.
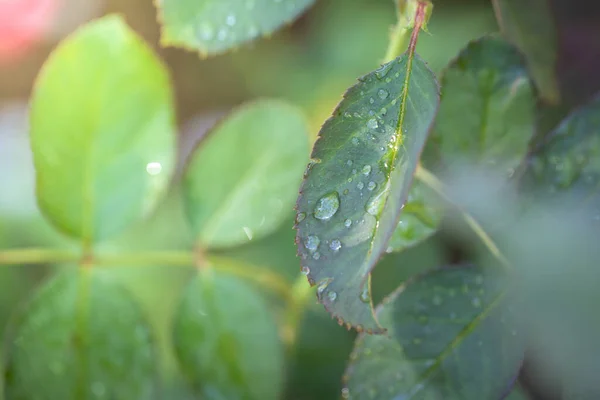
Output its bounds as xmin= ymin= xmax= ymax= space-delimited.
xmin=157 ymin=0 xmax=315 ymax=56
xmin=183 ymin=99 xmax=310 ymax=249
xmin=343 ymin=266 xmax=523 ymax=399
xmin=492 ymin=0 xmax=559 ymax=103
xmin=424 ymin=35 xmax=535 ymax=177
xmin=4 ymin=269 xmax=158 ymax=399
xmin=296 ymin=48 xmax=440 ymax=332
xmin=172 ymin=271 xmax=284 ymax=400
xmin=29 ymin=15 xmax=176 ymax=243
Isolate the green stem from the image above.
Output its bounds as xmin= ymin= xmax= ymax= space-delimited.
xmin=0 ymin=248 xmax=78 ymax=265
xmin=415 ymin=166 xmax=512 ymax=270
xmin=384 ymin=22 xmax=411 ymax=63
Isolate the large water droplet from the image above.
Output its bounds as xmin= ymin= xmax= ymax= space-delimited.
xmin=314 ymin=192 xmax=340 ymax=220
xmin=375 ymin=62 xmax=393 ymax=79
xmin=362 ymin=165 xmax=372 ymax=175
xmin=378 ymin=89 xmax=389 ymax=100
xmin=304 ymin=235 xmax=320 ymax=252
xmin=330 ymin=239 xmax=342 ymax=252
xmin=367 ymin=118 xmax=378 ymax=130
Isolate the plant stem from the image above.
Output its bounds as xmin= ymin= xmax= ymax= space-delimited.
xmin=414 ymin=165 xmax=512 ymax=270
xmin=384 ymin=22 xmax=411 ymax=63
xmin=0 ymin=248 xmax=78 ymax=265
xmin=383 ymin=0 xmax=429 ymax=63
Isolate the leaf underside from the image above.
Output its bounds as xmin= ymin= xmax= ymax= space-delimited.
xmin=295 ymin=52 xmax=439 ymax=333
xmin=343 ymin=266 xmax=523 ymax=400
xmin=4 ymin=270 xmax=157 ymax=400
xmin=158 ymin=0 xmax=315 ymax=56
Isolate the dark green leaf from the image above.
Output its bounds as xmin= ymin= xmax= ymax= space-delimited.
xmin=4 ymin=269 xmax=157 ymax=399
xmin=157 ymin=0 xmax=315 ymax=56
xmin=492 ymin=0 xmax=559 ymax=103
xmin=183 ymin=100 xmax=310 ymax=249
xmin=426 ymin=35 xmax=535 ymax=176
xmin=343 ymin=267 xmax=523 ymax=400
xmin=29 ymin=15 xmax=176 ymax=243
xmin=295 ymin=53 xmax=439 ymax=332
xmin=172 ymin=270 xmax=284 ymax=400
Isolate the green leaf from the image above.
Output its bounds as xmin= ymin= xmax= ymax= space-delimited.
xmin=172 ymin=271 xmax=284 ymax=400
xmin=524 ymin=94 xmax=600 ymax=211
xmin=343 ymin=266 xmax=523 ymax=400
xmin=387 ymin=180 xmax=442 ymax=253
xmin=183 ymin=99 xmax=310 ymax=249
xmin=29 ymin=15 xmax=176 ymax=244
xmin=426 ymin=35 xmax=535 ymax=176
xmin=157 ymin=0 xmax=315 ymax=56
xmin=492 ymin=0 xmax=559 ymax=103
xmin=295 ymin=53 xmax=440 ymax=332
xmin=4 ymin=269 xmax=157 ymax=399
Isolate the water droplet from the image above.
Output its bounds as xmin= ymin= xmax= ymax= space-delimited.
xmin=304 ymin=235 xmax=320 ymax=252
xmin=347 ymin=160 xmax=353 ymax=166
xmin=243 ymin=226 xmax=253 ymax=240
xmin=301 ymin=266 xmax=310 ymax=275
xmin=342 ymin=388 xmax=350 ymax=399
xmin=328 ymin=291 xmax=337 ymax=302
xmin=360 ymin=286 xmax=370 ymax=303
xmin=330 ymin=239 xmax=342 ymax=252
xmin=312 ymin=252 xmax=321 ymax=260
xmin=362 ymin=165 xmax=372 ymax=175
xmin=352 ymin=137 xmax=359 ymax=145
xmin=314 ymin=192 xmax=340 ymax=220
xmin=378 ymin=89 xmax=389 ymax=100
xmin=295 ymin=212 xmax=306 ymax=223
xmin=344 ymin=218 xmax=352 ymax=228
xmin=369 ymin=97 xmax=375 ymax=104
xmin=226 ymin=14 xmax=237 ymax=26
xmin=357 ymin=182 xmax=364 ymax=190
xmin=432 ymin=295 xmax=442 ymax=306
xmin=472 ymin=297 xmax=482 ymax=308
xmin=375 ymin=63 xmax=393 ymax=79
xmin=367 ymin=118 xmax=378 ymax=130
xmin=146 ymin=162 xmax=162 ymax=175
xmin=367 ymin=181 xmax=377 ymax=191
xmin=317 ymin=279 xmax=330 ymax=294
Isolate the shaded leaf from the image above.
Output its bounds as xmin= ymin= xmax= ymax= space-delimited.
xmin=183 ymin=99 xmax=310 ymax=249
xmin=426 ymin=35 xmax=535 ymax=176
xmin=295 ymin=52 xmax=439 ymax=332
xmin=343 ymin=266 xmax=523 ymax=400
xmin=157 ymin=0 xmax=315 ymax=56
xmin=4 ymin=269 xmax=158 ymax=399
xmin=172 ymin=270 xmax=284 ymax=400
xmin=492 ymin=0 xmax=560 ymax=103
xmin=506 ymin=386 xmax=530 ymax=400
xmin=29 ymin=15 xmax=176 ymax=243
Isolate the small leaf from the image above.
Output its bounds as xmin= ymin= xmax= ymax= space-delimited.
xmin=183 ymin=99 xmax=310 ymax=249
xmin=343 ymin=266 xmax=523 ymax=400
xmin=172 ymin=271 xmax=284 ymax=400
xmin=295 ymin=52 xmax=440 ymax=332
xmin=524 ymin=94 xmax=600 ymax=210
xmin=492 ymin=0 xmax=560 ymax=103
xmin=4 ymin=269 xmax=157 ymax=399
xmin=157 ymin=0 xmax=315 ymax=56
xmin=426 ymin=35 xmax=536 ymax=177
xmin=30 ymin=15 xmax=176 ymax=243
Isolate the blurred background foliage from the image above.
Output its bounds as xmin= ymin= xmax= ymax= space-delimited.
xmin=0 ymin=0 xmax=503 ymax=398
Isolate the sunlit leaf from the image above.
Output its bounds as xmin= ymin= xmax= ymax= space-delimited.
xmin=4 ymin=269 xmax=157 ymax=399
xmin=29 ymin=15 xmax=176 ymax=243
xmin=183 ymin=99 xmax=310 ymax=249
xmin=157 ymin=0 xmax=315 ymax=56
xmin=343 ymin=266 xmax=523 ymax=399
xmin=492 ymin=0 xmax=559 ymax=103
xmin=172 ymin=271 xmax=284 ymax=400
xmin=426 ymin=35 xmax=535 ymax=176
xmin=295 ymin=51 xmax=439 ymax=332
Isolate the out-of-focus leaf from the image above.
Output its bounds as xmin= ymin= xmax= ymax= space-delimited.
xmin=29 ymin=15 xmax=176 ymax=243
xmin=387 ymin=180 xmax=442 ymax=253
xmin=157 ymin=0 xmax=315 ymax=56
xmin=295 ymin=50 xmax=439 ymax=332
xmin=183 ymin=100 xmax=309 ymax=249
xmin=343 ymin=266 xmax=523 ymax=400
xmin=426 ymin=35 xmax=535 ymax=176
xmin=492 ymin=0 xmax=560 ymax=103
xmin=172 ymin=270 xmax=284 ymax=400
xmin=506 ymin=386 xmax=530 ymax=400
xmin=4 ymin=269 xmax=158 ymax=399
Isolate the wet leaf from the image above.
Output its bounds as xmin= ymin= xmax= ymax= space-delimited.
xmin=157 ymin=0 xmax=315 ymax=56
xmin=4 ymin=269 xmax=158 ymax=399
xmin=183 ymin=100 xmax=310 ymax=249
xmin=492 ymin=0 xmax=560 ymax=103
xmin=426 ymin=35 xmax=535 ymax=176
xmin=29 ymin=15 xmax=176 ymax=243
xmin=295 ymin=52 xmax=439 ymax=332
xmin=172 ymin=271 xmax=284 ymax=400
xmin=343 ymin=266 xmax=523 ymax=400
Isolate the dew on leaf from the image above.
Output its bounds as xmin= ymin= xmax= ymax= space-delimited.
xmin=352 ymin=137 xmax=359 ymax=145
xmin=367 ymin=181 xmax=377 ymax=191
xmin=366 ymin=118 xmax=378 ymax=130
xmin=347 ymin=160 xmax=353 ymax=166
xmin=330 ymin=239 xmax=342 ymax=252
xmin=317 ymin=279 xmax=330 ymax=294
xmin=362 ymin=165 xmax=372 ymax=175
xmin=312 ymin=252 xmax=321 ymax=260
xmin=357 ymin=182 xmax=364 ymax=190
xmin=301 ymin=266 xmax=310 ymax=275
xmin=304 ymin=235 xmax=320 ymax=252
xmin=328 ymin=291 xmax=338 ymax=302
xmin=374 ymin=62 xmax=393 ymax=79
xmin=314 ymin=192 xmax=340 ymax=220
xmin=295 ymin=212 xmax=306 ymax=223
xmin=359 ymin=286 xmax=370 ymax=303
xmin=344 ymin=218 xmax=352 ymax=228
xmin=378 ymin=89 xmax=389 ymax=100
